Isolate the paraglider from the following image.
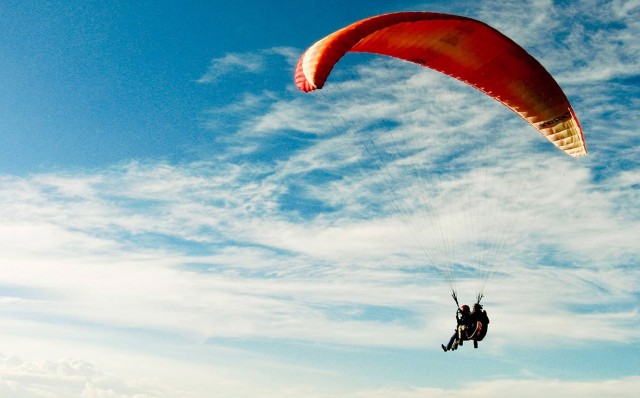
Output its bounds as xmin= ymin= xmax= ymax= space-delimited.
xmin=294 ymin=11 xmax=586 ymax=350
xmin=295 ymin=12 xmax=586 ymax=157
xmin=442 ymin=302 xmax=490 ymax=351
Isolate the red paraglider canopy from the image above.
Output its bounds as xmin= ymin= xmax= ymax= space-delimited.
xmin=295 ymin=12 xmax=586 ymax=157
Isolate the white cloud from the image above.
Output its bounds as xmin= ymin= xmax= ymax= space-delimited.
xmin=613 ymin=0 xmax=640 ymax=17
xmin=197 ymin=52 xmax=264 ymax=84
xmin=1 ymin=352 xmax=638 ymax=398
xmin=197 ymin=47 xmax=299 ymax=84
xmin=0 ymin=354 xmax=179 ymax=398
xmin=338 ymin=377 xmax=640 ymax=398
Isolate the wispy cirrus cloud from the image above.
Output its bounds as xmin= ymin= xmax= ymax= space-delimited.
xmin=197 ymin=47 xmax=299 ymax=84
xmin=197 ymin=52 xmax=264 ymax=84
xmin=0 ymin=138 xmax=637 ymax=353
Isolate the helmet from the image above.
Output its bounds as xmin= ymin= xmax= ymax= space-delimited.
xmin=461 ymin=305 xmax=470 ymax=312
xmin=473 ymin=303 xmax=482 ymax=311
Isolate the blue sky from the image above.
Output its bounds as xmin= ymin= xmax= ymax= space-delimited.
xmin=1 ymin=1 xmax=639 ymax=397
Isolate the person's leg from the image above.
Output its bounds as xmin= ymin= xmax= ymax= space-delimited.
xmin=443 ymin=330 xmax=457 ymax=351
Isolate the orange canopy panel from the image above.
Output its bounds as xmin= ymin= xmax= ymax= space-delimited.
xmin=295 ymin=12 xmax=586 ymax=157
